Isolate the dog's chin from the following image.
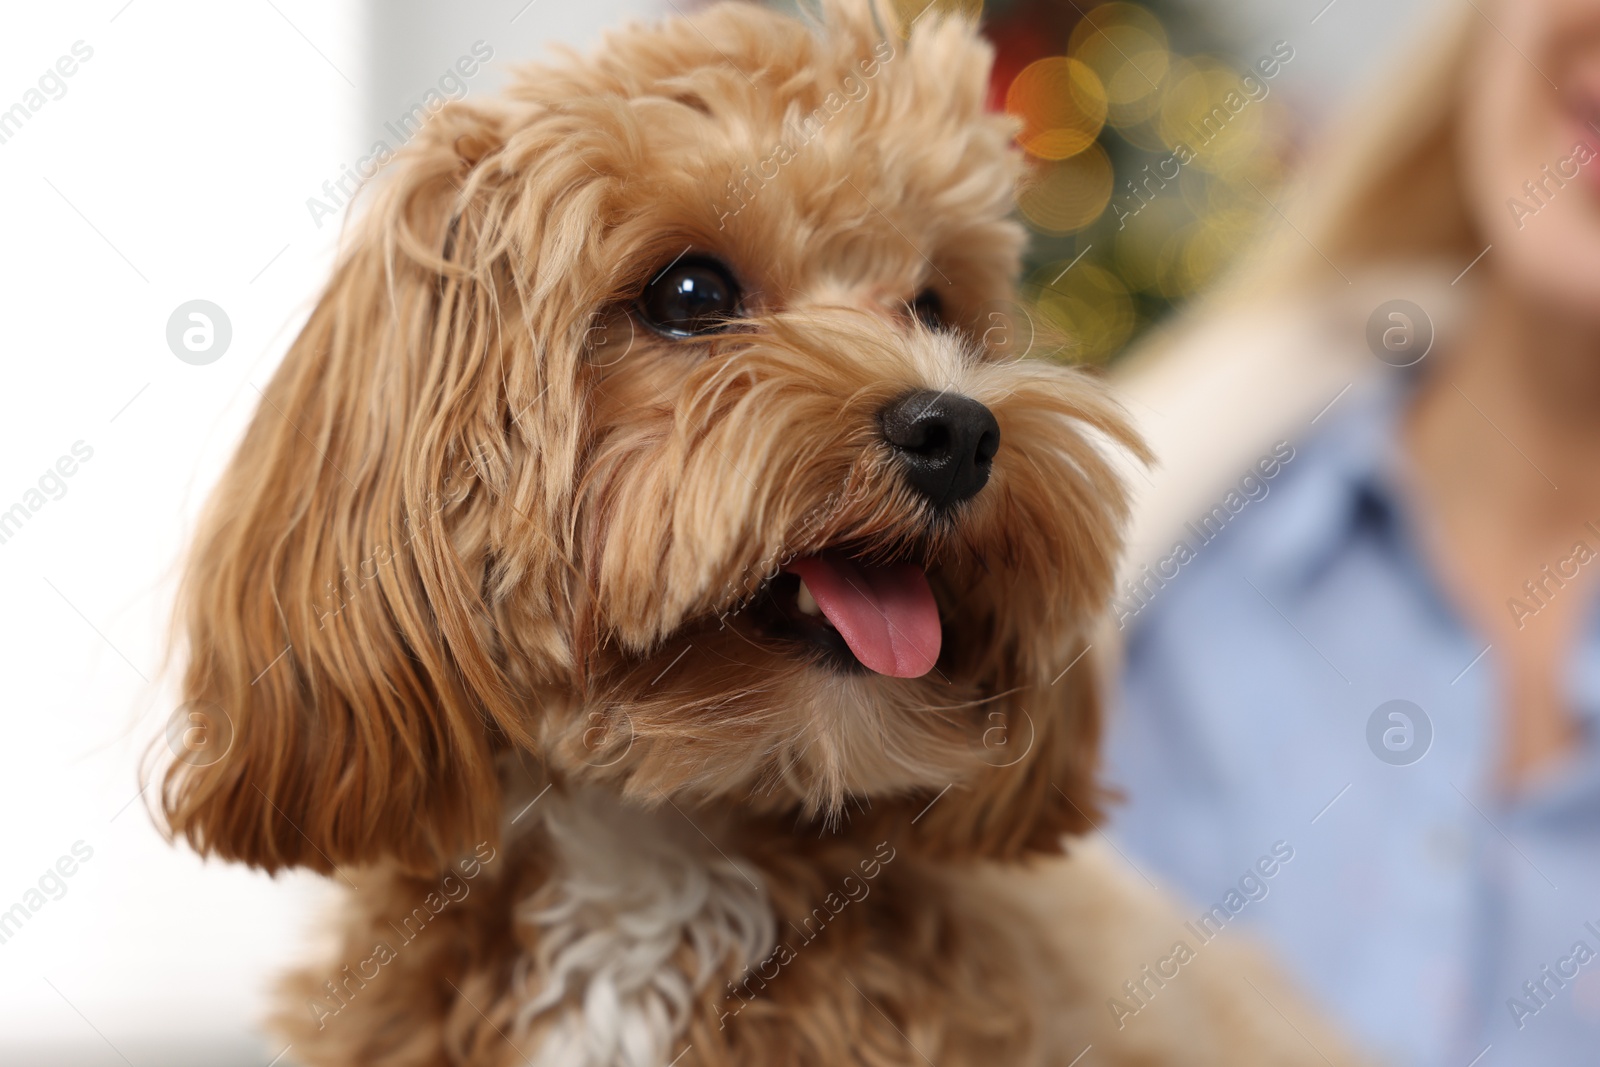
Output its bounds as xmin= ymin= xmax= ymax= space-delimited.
xmin=566 ymin=533 xmax=1011 ymax=817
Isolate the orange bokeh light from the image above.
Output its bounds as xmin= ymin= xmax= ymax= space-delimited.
xmin=1005 ymin=57 xmax=1108 ymax=161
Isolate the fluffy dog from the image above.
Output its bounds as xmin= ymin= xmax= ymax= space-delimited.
xmin=159 ymin=2 xmax=1361 ymax=1064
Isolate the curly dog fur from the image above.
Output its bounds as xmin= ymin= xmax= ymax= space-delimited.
xmin=156 ymin=2 xmax=1364 ymax=1064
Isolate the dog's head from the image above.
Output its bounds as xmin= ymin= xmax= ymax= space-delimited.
xmin=159 ymin=0 xmax=1142 ymax=874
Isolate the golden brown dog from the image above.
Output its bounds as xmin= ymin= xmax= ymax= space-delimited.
xmin=158 ymin=2 xmax=1362 ymax=1063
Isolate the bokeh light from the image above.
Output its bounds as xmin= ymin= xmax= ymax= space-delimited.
xmin=1007 ymin=57 xmax=1108 ymax=160
xmin=1069 ymin=3 xmax=1170 ymax=128
xmin=1157 ymin=56 xmax=1267 ymax=173
xmin=985 ymin=0 xmax=1295 ymax=362
xmin=1017 ymin=144 xmax=1114 ymax=233
xmin=1029 ymin=260 xmax=1136 ymax=364
xmin=765 ymin=0 xmax=1295 ymax=363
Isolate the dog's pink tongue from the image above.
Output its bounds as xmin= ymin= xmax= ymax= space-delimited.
xmin=785 ymin=553 xmax=941 ymax=678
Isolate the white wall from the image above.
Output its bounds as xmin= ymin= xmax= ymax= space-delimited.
xmin=0 ymin=1 xmax=656 ymax=1062
xmin=1198 ymin=0 xmax=1439 ymax=127
xmin=365 ymin=0 xmax=669 ymax=135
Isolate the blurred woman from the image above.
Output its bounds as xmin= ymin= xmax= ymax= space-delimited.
xmin=1106 ymin=1 xmax=1600 ymax=1063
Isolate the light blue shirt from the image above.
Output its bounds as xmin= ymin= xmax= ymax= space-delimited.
xmin=1107 ymin=376 xmax=1600 ymax=1066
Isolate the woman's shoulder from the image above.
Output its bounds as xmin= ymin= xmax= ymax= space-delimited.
xmin=1112 ymin=381 xmax=1415 ymax=658
xmin=1113 ymin=302 xmax=1371 ymax=567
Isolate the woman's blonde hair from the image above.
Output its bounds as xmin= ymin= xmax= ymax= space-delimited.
xmin=1213 ymin=0 xmax=1482 ymax=306
xmin=1112 ymin=3 xmax=1488 ymax=570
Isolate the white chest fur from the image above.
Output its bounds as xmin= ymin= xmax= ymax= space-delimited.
xmin=511 ymin=791 xmax=775 ymax=1067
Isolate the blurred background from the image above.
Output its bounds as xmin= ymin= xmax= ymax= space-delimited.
xmin=0 ymin=0 xmax=1437 ymax=1062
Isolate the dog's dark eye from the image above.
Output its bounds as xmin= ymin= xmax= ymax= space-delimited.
xmin=910 ymin=288 xmax=944 ymax=330
xmin=638 ymin=255 xmax=742 ymax=337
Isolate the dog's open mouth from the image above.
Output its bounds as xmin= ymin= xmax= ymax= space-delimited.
xmin=748 ymin=550 xmax=943 ymax=678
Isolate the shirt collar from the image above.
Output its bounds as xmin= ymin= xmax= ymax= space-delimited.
xmin=1240 ymin=369 xmax=1600 ymax=746
xmin=1248 ymin=371 xmax=1417 ymax=593
xmin=1230 ymin=366 xmax=1600 ymax=792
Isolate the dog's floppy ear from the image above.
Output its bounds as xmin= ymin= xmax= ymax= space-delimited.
xmin=159 ymin=105 xmax=547 ymax=875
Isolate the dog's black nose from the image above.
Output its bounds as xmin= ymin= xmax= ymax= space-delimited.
xmin=879 ymin=390 xmax=1001 ymax=509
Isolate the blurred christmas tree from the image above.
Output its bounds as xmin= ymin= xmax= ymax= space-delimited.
xmin=978 ymin=0 xmax=1291 ymax=362
xmin=773 ymin=0 xmax=1294 ymax=363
